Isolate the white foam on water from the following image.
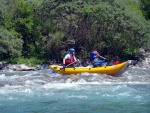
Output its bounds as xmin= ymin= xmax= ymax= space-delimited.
xmin=134 ymin=95 xmax=142 ymax=101
xmin=49 ymin=73 xmax=62 ymax=77
xmin=9 ymin=75 xmax=22 ymax=79
xmin=24 ymin=71 xmax=38 ymax=77
xmin=0 ymin=74 xmax=6 ymax=79
xmin=0 ymin=84 xmax=26 ymax=95
xmin=66 ymin=95 xmax=88 ymax=99
xmin=65 ymin=78 xmax=87 ymax=83
xmin=43 ymin=83 xmax=80 ymax=90
xmin=118 ymin=92 xmax=131 ymax=97
xmin=0 ymin=67 xmax=149 ymax=96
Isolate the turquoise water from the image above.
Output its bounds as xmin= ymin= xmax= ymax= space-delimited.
xmin=0 ymin=67 xmax=150 ymax=113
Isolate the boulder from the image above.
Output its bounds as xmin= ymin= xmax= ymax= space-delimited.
xmin=7 ymin=64 xmax=38 ymax=71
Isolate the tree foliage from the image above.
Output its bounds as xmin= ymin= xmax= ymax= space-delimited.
xmin=0 ymin=0 xmax=150 ymax=63
xmin=0 ymin=27 xmax=23 ymax=58
xmin=140 ymin=0 xmax=150 ymax=20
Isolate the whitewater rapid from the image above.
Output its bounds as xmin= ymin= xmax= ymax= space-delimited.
xmin=0 ymin=67 xmax=150 ymax=113
xmin=0 ymin=67 xmax=150 ymax=90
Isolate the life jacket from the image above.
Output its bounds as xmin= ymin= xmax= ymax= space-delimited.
xmin=90 ymin=51 xmax=97 ymax=62
xmin=65 ymin=54 xmax=75 ymax=64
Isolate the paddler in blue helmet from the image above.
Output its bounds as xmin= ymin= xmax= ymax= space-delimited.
xmin=90 ymin=50 xmax=106 ymax=67
xmin=63 ymin=48 xmax=77 ymax=68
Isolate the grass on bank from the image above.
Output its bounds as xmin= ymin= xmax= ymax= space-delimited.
xmin=6 ymin=57 xmax=45 ymax=66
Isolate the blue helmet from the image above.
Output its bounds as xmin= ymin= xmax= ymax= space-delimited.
xmin=69 ymin=48 xmax=75 ymax=52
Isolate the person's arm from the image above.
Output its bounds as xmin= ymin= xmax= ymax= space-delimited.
xmin=63 ymin=54 xmax=68 ymax=67
xmin=63 ymin=54 xmax=70 ymax=67
xmin=97 ymin=53 xmax=106 ymax=59
xmin=74 ymin=56 xmax=77 ymax=62
xmin=97 ymin=52 xmax=101 ymax=57
xmin=63 ymin=58 xmax=66 ymax=65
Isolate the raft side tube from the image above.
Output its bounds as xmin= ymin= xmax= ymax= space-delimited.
xmin=112 ymin=61 xmax=129 ymax=76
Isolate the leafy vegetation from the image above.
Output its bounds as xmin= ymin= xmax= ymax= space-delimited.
xmin=0 ymin=27 xmax=23 ymax=58
xmin=0 ymin=0 xmax=150 ymax=65
xmin=7 ymin=57 xmax=44 ymax=66
xmin=141 ymin=0 xmax=150 ymax=19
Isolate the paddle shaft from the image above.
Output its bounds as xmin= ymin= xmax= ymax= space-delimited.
xmin=99 ymin=55 xmax=106 ymax=60
xmin=65 ymin=61 xmax=76 ymax=68
xmin=59 ymin=61 xmax=76 ymax=71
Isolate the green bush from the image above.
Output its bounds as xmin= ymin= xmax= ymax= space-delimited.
xmin=7 ymin=57 xmax=45 ymax=66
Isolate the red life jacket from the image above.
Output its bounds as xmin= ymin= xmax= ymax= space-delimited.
xmin=65 ymin=54 xmax=75 ymax=64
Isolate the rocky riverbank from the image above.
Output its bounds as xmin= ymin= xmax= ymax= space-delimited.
xmin=0 ymin=51 xmax=150 ymax=71
xmin=136 ymin=52 xmax=150 ymax=69
xmin=0 ymin=63 xmax=40 ymax=71
xmin=0 ymin=61 xmax=54 ymax=71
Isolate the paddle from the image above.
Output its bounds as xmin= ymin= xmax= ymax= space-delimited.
xmin=52 ymin=61 xmax=77 ymax=74
xmin=97 ymin=55 xmax=111 ymax=67
xmin=99 ymin=55 xmax=107 ymax=60
xmin=62 ymin=61 xmax=76 ymax=69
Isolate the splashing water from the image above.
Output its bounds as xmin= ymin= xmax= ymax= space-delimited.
xmin=0 ymin=67 xmax=150 ymax=113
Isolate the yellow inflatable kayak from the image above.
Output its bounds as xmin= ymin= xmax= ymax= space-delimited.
xmin=49 ymin=61 xmax=129 ymax=76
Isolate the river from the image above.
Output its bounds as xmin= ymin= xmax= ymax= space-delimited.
xmin=0 ymin=67 xmax=150 ymax=113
